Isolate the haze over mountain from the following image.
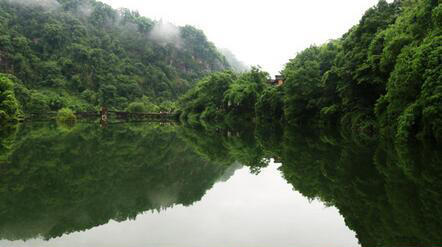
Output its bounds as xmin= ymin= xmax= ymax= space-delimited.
xmin=0 ymin=0 xmax=231 ymax=113
xmin=100 ymin=0 xmax=392 ymax=75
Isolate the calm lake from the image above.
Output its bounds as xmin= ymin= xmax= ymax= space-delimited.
xmin=0 ymin=122 xmax=440 ymax=247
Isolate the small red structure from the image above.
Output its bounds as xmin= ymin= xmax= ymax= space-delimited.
xmin=268 ymin=75 xmax=284 ymax=86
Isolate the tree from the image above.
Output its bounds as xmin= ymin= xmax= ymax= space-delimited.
xmin=255 ymin=86 xmax=284 ymax=122
xmin=179 ymin=71 xmax=236 ymax=121
xmin=0 ymin=0 xmax=231 ymax=114
xmin=224 ymin=67 xmax=269 ymax=116
xmin=0 ymin=74 xmax=20 ymax=123
xmin=126 ymin=102 xmax=146 ymax=113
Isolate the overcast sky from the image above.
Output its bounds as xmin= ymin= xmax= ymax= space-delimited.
xmin=100 ymin=0 xmax=384 ymax=75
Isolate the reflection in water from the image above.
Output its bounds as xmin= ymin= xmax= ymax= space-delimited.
xmin=0 ymin=123 xmax=232 ymax=241
xmin=0 ymin=164 xmax=358 ymax=247
xmin=0 ymin=122 xmax=441 ymax=246
xmin=276 ymin=130 xmax=442 ymax=246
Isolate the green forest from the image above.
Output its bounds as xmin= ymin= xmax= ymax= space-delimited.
xmin=179 ymin=0 xmax=441 ymax=143
xmin=0 ymin=0 xmax=441 ymax=245
xmin=0 ymin=0 xmax=239 ymax=120
xmin=0 ymin=0 xmax=440 ymax=143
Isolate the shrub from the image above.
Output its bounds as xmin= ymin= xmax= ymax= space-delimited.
xmin=56 ymin=108 xmax=76 ymax=124
xmin=27 ymin=91 xmax=50 ymax=113
xmin=126 ymin=102 xmax=147 ymax=113
xmin=0 ymin=74 xmax=20 ymax=123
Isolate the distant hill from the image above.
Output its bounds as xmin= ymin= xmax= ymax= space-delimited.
xmin=219 ymin=48 xmax=249 ymax=73
xmin=0 ymin=0 xmax=231 ymax=113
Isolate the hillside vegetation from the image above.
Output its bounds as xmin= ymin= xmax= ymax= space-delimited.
xmin=180 ymin=0 xmax=441 ymax=143
xmin=0 ymin=0 xmax=230 ymax=118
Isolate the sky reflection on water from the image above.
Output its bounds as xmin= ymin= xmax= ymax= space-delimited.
xmin=1 ymin=162 xmax=358 ymax=247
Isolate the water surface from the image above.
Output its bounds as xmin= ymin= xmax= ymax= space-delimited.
xmin=0 ymin=122 xmax=440 ymax=246
xmin=1 ymin=163 xmax=358 ymax=247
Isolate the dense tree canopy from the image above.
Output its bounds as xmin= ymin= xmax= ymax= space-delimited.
xmin=281 ymin=0 xmax=441 ymax=142
xmin=0 ymin=73 xmax=20 ymax=123
xmin=283 ymin=42 xmax=340 ymax=126
xmin=0 ymin=0 xmax=440 ymax=245
xmin=177 ymin=0 xmax=441 ymax=143
xmin=178 ymin=67 xmax=269 ymax=123
xmin=0 ymin=0 xmax=230 ymax=114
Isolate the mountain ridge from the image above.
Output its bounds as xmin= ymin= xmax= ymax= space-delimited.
xmin=0 ymin=0 xmax=232 ymax=116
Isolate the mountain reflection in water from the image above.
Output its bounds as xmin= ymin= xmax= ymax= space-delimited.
xmin=0 ymin=122 xmax=441 ymax=247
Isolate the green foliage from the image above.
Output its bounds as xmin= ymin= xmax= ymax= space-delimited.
xmin=224 ymin=67 xmax=269 ymax=116
xmin=0 ymin=0 xmax=230 ymax=113
xmin=27 ymin=91 xmax=50 ymax=113
xmin=56 ymin=107 xmax=76 ymax=124
xmin=179 ymin=68 xmax=269 ymax=123
xmin=158 ymin=100 xmax=176 ymax=113
xmin=280 ymin=0 xmax=402 ymax=131
xmin=282 ymin=43 xmax=339 ymax=125
xmin=255 ymin=86 xmax=284 ymax=122
xmin=278 ymin=0 xmax=441 ymax=142
xmin=179 ymin=70 xmax=236 ymax=122
xmin=177 ymin=0 xmax=440 ymax=144
xmin=375 ymin=0 xmax=442 ymax=142
xmin=0 ymin=73 xmax=20 ymax=123
xmin=126 ymin=102 xmax=146 ymax=113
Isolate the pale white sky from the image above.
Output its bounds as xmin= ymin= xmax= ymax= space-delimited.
xmin=100 ymin=0 xmax=384 ymax=75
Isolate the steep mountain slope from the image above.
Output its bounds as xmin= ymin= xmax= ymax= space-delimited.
xmin=0 ymin=0 xmax=230 ymax=114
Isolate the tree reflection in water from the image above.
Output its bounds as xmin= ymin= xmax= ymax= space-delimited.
xmin=0 ymin=121 xmax=441 ymax=246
